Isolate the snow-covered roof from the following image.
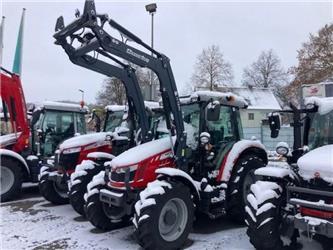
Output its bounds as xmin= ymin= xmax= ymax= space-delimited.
xmin=41 ymin=101 xmax=89 ymax=113
xmin=105 ymin=102 xmax=160 ymax=113
xmin=180 ymin=91 xmax=248 ymax=109
xmin=227 ymin=87 xmax=281 ymax=110
xmin=105 ymin=105 xmax=126 ymax=112
xmin=305 ymin=97 xmax=333 ymax=115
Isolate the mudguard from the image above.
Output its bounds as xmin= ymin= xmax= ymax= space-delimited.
xmin=220 ymin=139 xmax=267 ymax=182
xmin=156 ymin=168 xmax=200 ymax=200
xmin=0 ymin=148 xmax=30 ymax=174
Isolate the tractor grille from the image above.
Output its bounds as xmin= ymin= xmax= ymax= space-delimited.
xmin=58 ymin=152 xmax=80 ymax=171
xmin=110 ymin=170 xmax=135 ymax=183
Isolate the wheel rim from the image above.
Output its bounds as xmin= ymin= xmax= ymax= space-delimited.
xmin=102 ymin=202 xmax=124 ymax=220
xmin=242 ymin=169 xmax=256 ymax=204
xmin=158 ymin=198 xmax=188 ymax=242
xmin=53 ymin=181 xmax=68 ymax=199
xmin=1 ymin=166 xmax=15 ymax=195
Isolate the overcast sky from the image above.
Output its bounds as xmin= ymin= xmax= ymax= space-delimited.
xmin=2 ymin=0 xmax=332 ymax=104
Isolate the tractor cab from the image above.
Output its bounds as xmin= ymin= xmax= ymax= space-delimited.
xmin=180 ymin=91 xmax=247 ymax=180
xmin=30 ymin=101 xmax=88 ymax=158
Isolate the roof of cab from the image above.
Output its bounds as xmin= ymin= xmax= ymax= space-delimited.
xmin=180 ymin=91 xmax=248 ymax=109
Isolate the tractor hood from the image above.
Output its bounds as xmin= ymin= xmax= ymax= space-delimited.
xmin=298 ymin=145 xmax=333 ymax=184
xmin=110 ymin=136 xmax=176 ymax=168
xmin=59 ymin=132 xmax=112 ymax=150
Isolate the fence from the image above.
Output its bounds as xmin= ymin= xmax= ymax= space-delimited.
xmin=243 ymin=126 xmax=294 ymax=151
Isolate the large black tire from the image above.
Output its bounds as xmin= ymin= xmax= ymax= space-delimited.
xmin=134 ymin=180 xmax=194 ymax=250
xmin=69 ymin=160 xmax=101 ymax=216
xmin=227 ymin=154 xmax=265 ymax=223
xmin=245 ymin=180 xmax=297 ymax=250
xmin=0 ymin=157 xmax=23 ymax=202
xmin=39 ymin=166 xmax=69 ymax=205
xmin=84 ymin=171 xmax=129 ymax=231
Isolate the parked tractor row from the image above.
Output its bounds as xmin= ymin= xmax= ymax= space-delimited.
xmin=1 ymin=0 xmax=332 ymax=249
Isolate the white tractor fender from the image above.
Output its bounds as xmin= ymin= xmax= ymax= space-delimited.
xmin=220 ymin=139 xmax=267 ymax=182
xmin=0 ymin=149 xmax=30 ymax=174
xmin=87 ymin=152 xmax=115 ymax=160
xmin=156 ymin=168 xmax=201 ymax=200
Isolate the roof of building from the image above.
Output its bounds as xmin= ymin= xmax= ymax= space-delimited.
xmin=228 ymin=87 xmax=281 ymax=110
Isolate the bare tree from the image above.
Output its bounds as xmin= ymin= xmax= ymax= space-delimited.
xmin=96 ymin=77 xmax=126 ymax=106
xmin=286 ymin=24 xmax=333 ymax=102
xmin=242 ymin=49 xmax=289 ymax=88
xmin=191 ymin=45 xmax=233 ymax=90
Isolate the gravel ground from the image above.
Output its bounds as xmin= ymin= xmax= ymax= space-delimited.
xmin=0 ymin=184 xmax=331 ymax=250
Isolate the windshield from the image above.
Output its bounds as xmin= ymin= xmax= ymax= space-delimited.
xmin=308 ymin=110 xmax=333 ymax=149
xmin=104 ymin=110 xmax=124 ymax=132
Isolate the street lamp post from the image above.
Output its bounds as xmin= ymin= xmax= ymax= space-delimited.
xmin=145 ymin=3 xmax=157 ymax=101
xmin=79 ymin=89 xmax=85 ymax=108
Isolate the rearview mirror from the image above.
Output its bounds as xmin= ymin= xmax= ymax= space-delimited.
xmin=268 ymin=113 xmax=281 ymax=138
xmin=206 ymin=102 xmax=220 ymax=121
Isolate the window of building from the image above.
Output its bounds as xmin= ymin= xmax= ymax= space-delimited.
xmin=248 ymin=113 xmax=254 ymax=120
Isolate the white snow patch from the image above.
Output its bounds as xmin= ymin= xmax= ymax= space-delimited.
xmin=111 ymin=136 xmax=175 ymax=168
xmin=258 ymin=217 xmax=273 ymax=228
xmin=305 ymin=97 xmax=333 ymax=115
xmin=250 ymin=181 xmax=281 ymax=206
xmin=297 ymin=145 xmax=333 ymax=184
xmin=87 ymin=152 xmax=115 ymax=160
xmin=105 ymin=105 xmax=125 ymax=112
xmin=257 ymin=203 xmax=276 ymax=216
xmin=59 ymin=132 xmax=112 ymax=150
xmin=255 ymin=164 xmax=293 ymax=179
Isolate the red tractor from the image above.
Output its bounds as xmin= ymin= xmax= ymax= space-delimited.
xmin=38 ymin=105 xmax=126 ymax=205
xmin=0 ymin=68 xmax=88 ymax=202
xmin=245 ymin=97 xmax=333 ymax=249
xmin=54 ymin=3 xmax=268 ymax=250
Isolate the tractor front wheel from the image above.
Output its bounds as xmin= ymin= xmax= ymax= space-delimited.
xmin=245 ymin=180 xmax=298 ymax=250
xmin=134 ymin=180 xmax=194 ymax=250
xmin=69 ymin=160 xmax=101 ymax=216
xmin=39 ymin=166 xmax=69 ymax=205
xmin=84 ymin=171 xmax=129 ymax=231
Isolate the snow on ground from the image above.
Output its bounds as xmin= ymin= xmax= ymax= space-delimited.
xmin=0 ymin=186 xmax=330 ymax=250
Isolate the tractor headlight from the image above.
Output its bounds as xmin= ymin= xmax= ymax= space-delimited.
xmin=276 ymin=142 xmax=289 ymax=156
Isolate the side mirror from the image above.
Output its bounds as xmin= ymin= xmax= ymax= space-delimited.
xmin=206 ymin=102 xmax=220 ymax=121
xmin=268 ymin=113 xmax=281 ymax=138
xmin=200 ymin=132 xmax=211 ymax=145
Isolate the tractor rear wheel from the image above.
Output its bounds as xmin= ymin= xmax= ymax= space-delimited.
xmin=134 ymin=180 xmax=194 ymax=250
xmin=0 ymin=157 xmax=22 ymax=202
xmin=69 ymin=160 xmax=101 ymax=216
xmin=227 ymin=154 xmax=265 ymax=223
xmin=39 ymin=166 xmax=69 ymax=205
xmin=245 ymin=180 xmax=298 ymax=250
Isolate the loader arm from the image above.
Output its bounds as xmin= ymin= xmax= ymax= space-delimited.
xmin=53 ymin=0 xmax=187 ymax=169
xmin=65 ymin=52 xmax=151 ymax=143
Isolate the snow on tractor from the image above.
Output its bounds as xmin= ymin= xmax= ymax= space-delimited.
xmin=51 ymin=1 xmax=163 ymax=211
xmin=38 ymin=105 xmax=126 ymax=205
xmin=245 ymin=97 xmax=333 ymax=250
xmin=67 ymin=103 xmax=164 ymax=216
xmin=53 ymin=2 xmax=267 ymax=249
xmin=0 ymin=68 xmax=88 ymax=202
